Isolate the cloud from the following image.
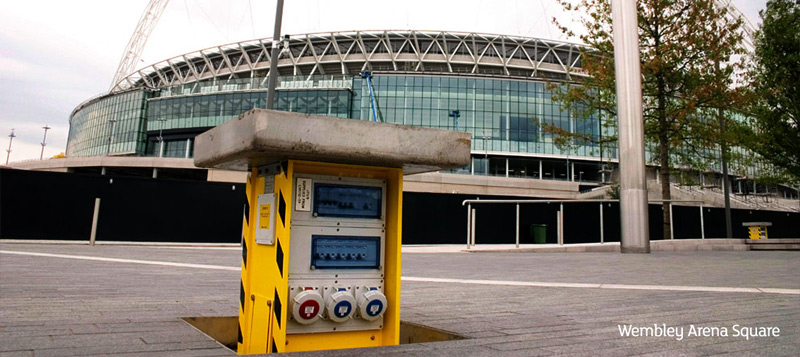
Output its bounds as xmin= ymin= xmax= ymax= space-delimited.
xmin=733 ymin=0 xmax=765 ymax=25
xmin=0 ymin=56 xmax=30 ymax=75
xmin=0 ymin=0 xmax=766 ymax=162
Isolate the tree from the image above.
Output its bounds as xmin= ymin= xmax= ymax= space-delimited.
xmin=746 ymin=0 xmax=800 ymax=180
xmin=552 ymin=0 xmax=746 ymax=239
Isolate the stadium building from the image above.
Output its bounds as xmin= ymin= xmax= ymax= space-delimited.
xmin=24 ymin=31 xmax=623 ymax=197
xmin=15 ymin=30 xmax=788 ymax=202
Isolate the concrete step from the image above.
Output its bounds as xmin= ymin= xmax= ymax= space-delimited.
xmin=745 ymin=238 xmax=800 ymax=244
xmin=749 ymin=244 xmax=800 ymax=251
xmin=650 ymin=239 xmax=747 ymax=252
xmin=469 ymin=239 xmax=751 ymax=253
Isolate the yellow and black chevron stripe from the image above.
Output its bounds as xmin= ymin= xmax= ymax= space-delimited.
xmin=270 ymin=161 xmax=293 ymax=352
xmin=238 ymin=162 xmax=293 ymax=355
xmin=237 ymin=173 xmax=251 ymax=353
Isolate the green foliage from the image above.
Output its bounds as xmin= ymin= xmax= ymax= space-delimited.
xmin=744 ymin=0 xmax=800 ymax=180
xmin=553 ymin=0 xmax=748 ymax=238
xmin=606 ymin=183 xmax=620 ymax=199
xmin=553 ymin=0 xmax=746 ymax=166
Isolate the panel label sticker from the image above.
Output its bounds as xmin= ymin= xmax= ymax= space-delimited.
xmin=255 ymin=193 xmax=276 ymax=245
xmin=295 ymin=178 xmax=312 ymax=212
xmin=259 ymin=204 xmax=271 ymax=229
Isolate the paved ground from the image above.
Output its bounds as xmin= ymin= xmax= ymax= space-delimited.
xmin=1 ymin=242 xmax=798 ymax=356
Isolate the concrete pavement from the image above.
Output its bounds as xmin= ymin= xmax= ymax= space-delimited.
xmin=1 ymin=242 xmax=798 ymax=356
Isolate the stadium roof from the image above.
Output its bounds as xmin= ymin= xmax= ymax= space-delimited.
xmin=111 ymin=30 xmax=588 ymax=92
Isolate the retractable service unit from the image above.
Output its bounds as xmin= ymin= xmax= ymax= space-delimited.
xmin=194 ymin=109 xmax=470 ymax=354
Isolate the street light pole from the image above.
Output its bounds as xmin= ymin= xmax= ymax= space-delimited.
xmin=107 ymin=119 xmax=118 ymax=155
xmin=611 ymin=0 xmax=650 ymax=253
xmin=716 ymin=60 xmax=733 ymax=239
xmin=481 ymin=136 xmax=490 ymax=175
xmin=157 ymin=118 xmax=167 ymax=157
xmin=5 ymin=129 xmax=15 ymax=165
xmin=265 ymin=0 xmax=285 ymax=110
xmin=40 ymin=125 xmax=51 ymax=160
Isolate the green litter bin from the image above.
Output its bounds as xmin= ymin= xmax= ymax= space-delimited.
xmin=530 ymin=224 xmax=547 ymax=244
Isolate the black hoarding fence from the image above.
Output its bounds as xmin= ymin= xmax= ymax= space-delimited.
xmin=0 ymin=169 xmax=245 ymax=243
xmin=1 ymin=169 xmax=796 ymax=244
xmin=402 ymin=193 xmax=799 ymax=245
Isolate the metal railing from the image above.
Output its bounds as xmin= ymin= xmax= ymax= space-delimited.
xmin=461 ymin=199 xmax=705 ymax=249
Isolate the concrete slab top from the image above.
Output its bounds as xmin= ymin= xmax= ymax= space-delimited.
xmin=193 ymin=109 xmax=472 ymax=174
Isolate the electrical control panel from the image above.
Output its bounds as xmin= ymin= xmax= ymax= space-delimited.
xmin=287 ymin=174 xmax=387 ymax=334
xmin=313 ymin=184 xmax=382 ymax=219
xmin=311 ymin=236 xmax=380 ymax=270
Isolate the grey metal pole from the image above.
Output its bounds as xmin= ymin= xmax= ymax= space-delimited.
xmin=700 ymin=205 xmax=705 ymax=239
xmin=720 ymin=114 xmax=733 ymax=238
xmin=89 ymin=198 xmax=101 ymax=245
xmin=265 ymin=0 xmax=285 ymax=110
xmin=539 ymin=160 xmax=543 ymax=180
xmin=184 ymin=138 xmax=191 ymax=158
xmin=470 ymin=208 xmax=476 ymax=246
xmin=611 ymin=0 xmax=650 ymax=253
xmin=556 ymin=211 xmax=560 ymax=245
xmin=600 ymin=203 xmax=605 ymax=244
xmin=466 ymin=203 xmax=471 ymax=250
xmin=107 ymin=119 xmax=117 ymax=155
xmin=482 ymin=136 xmax=489 ymax=175
xmin=669 ymin=203 xmax=674 ymax=240
xmin=157 ymin=118 xmax=166 ymax=158
xmin=716 ymin=60 xmax=733 ymax=239
xmin=515 ymin=203 xmax=520 ymax=248
xmin=559 ymin=202 xmax=564 ymax=245
xmin=5 ymin=129 xmax=15 ymax=165
xmin=40 ymin=125 xmax=50 ymax=160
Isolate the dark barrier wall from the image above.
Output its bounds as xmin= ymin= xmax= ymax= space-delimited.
xmin=0 ymin=168 xmax=245 ymax=243
xmin=2 ymin=169 xmax=796 ymax=244
xmin=401 ymin=192 xmax=800 ymax=244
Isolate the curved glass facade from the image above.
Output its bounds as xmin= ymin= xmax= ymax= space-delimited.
xmin=147 ymin=92 xmax=266 ymax=131
xmin=64 ymin=30 xmax=792 ymax=195
xmin=68 ymin=74 xmax=615 ymax=182
xmin=68 ymin=31 xmax=619 ymax=182
xmin=67 ymin=90 xmax=149 ymax=157
xmin=351 ymin=76 xmax=610 ymax=159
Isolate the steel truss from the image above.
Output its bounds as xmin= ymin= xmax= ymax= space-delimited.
xmin=108 ymin=1 xmax=757 ymax=93
xmin=111 ymin=30 xmax=588 ymax=93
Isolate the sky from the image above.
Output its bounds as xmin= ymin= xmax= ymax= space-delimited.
xmin=0 ymin=0 xmax=766 ymax=163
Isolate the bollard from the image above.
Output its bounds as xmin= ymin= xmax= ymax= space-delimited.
xmin=89 ymin=198 xmax=100 ymax=245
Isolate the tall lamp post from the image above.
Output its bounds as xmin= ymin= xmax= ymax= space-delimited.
xmin=40 ymin=125 xmax=51 ymax=160
xmin=107 ymin=119 xmax=118 ymax=155
xmin=715 ymin=59 xmax=733 ymax=239
xmin=5 ymin=129 xmax=15 ymax=165
xmin=265 ymin=0 xmax=285 ymax=110
xmin=481 ymin=136 xmax=490 ymax=175
xmin=157 ymin=118 xmax=167 ymax=157
xmin=611 ymin=0 xmax=650 ymax=253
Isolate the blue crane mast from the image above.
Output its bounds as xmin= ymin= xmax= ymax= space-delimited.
xmin=361 ymin=70 xmax=379 ymax=122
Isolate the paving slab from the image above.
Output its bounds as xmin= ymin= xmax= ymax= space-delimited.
xmin=1 ymin=242 xmax=798 ymax=356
